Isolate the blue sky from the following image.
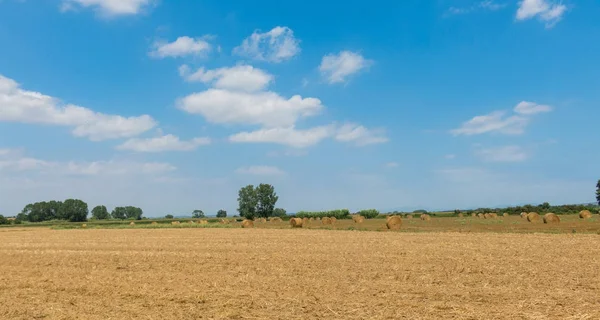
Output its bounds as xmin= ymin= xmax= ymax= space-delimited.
xmin=0 ymin=0 xmax=598 ymax=217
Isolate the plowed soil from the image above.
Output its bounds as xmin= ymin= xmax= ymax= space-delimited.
xmin=1 ymin=228 xmax=600 ymax=319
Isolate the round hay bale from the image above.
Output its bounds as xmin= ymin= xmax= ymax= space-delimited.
xmin=405 ymin=214 xmax=413 ymax=219
xmin=258 ymin=218 xmax=267 ymax=223
xmin=483 ymin=213 xmax=491 ymax=219
xmin=241 ymin=220 xmax=254 ymax=228
xmin=81 ymin=224 xmax=87 ymax=228
xmin=322 ymin=217 xmax=333 ymax=225
xmin=386 ymin=216 xmax=402 ymax=230
xmin=520 ymin=212 xmax=528 ymax=218
xmin=354 ymin=215 xmax=365 ymax=223
xmin=302 ymin=217 xmax=309 ymax=225
xmin=503 ymin=213 xmax=509 ymax=218
xmin=151 ymin=221 xmax=158 ymax=225
xmin=316 ymin=217 xmax=321 ymax=221
xmin=527 ymin=212 xmax=541 ymax=223
xmin=270 ymin=217 xmax=283 ymax=223
xmin=199 ymin=220 xmax=208 ymax=225
xmin=219 ymin=219 xmax=229 ymax=224
xmin=471 ymin=213 xmax=476 ymax=217
xmin=330 ymin=217 xmax=337 ymax=223
xmin=290 ymin=218 xmax=303 ymax=228
xmin=189 ymin=220 xmax=195 ymax=224
xmin=477 ymin=213 xmax=484 ymax=219
xmin=490 ymin=213 xmax=498 ymax=219
xmin=579 ymin=210 xmax=593 ymax=219
xmin=171 ymin=221 xmax=180 ymax=225
xmin=129 ymin=221 xmax=135 ymax=226
xmin=543 ymin=213 xmax=560 ymax=224
xmin=420 ymin=214 xmax=431 ymax=221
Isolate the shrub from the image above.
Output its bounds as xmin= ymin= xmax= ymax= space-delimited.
xmin=295 ymin=209 xmax=350 ymax=219
xmin=0 ymin=215 xmax=8 ymax=225
xmin=358 ymin=209 xmax=379 ymax=219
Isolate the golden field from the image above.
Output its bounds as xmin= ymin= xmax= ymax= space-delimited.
xmin=1 ymin=223 xmax=600 ymax=319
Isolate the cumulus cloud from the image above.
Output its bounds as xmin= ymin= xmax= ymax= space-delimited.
xmin=116 ymin=134 xmax=211 ymax=152
xmin=179 ymin=64 xmax=273 ymax=92
xmin=178 ymin=89 xmax=323 ymax=128
xmin=235 ymin=166 xmax=285 ymax=176
xmin=0 ymin=74 xmax=156 ymax=141
xmin=150 ymin=36 xmax=213 ymax=59
xmin=229 ymin=126 xmax=334 ymax=148
xmin=61 ymin=0 xmax=153 ymax=16
xmin=474 ymin=145 xmax=529 ymax=162
xmin=451 ymin=101 xmax=552 ymax=136
xmin=319 ymin=51 xmax=373 ymax=84
xmin=516 ymin=0 xmax=567 ymax=28
xmin=233 ymin=26 xmax=300 ymax=63
xmin=334 ymin=123 xmax=389 ymax=146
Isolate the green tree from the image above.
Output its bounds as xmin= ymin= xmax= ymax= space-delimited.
xmin=596 ymin=179 xmax=600 ymax=206
xmin=91 ymin=205 xmax=109 ymax=220
xmin=216 ymin=209 xmax=227 ymax=218
xmin=192 ymin=210 xmax=205 ymax=218
xmin=255 ymin=183 xmax=278 ymax=218
xmin=165 ymin=214 xmax=174 ymax=219
xmin=59 ymin=199 xmax=88 ymax=222
xmin=272 ymin=208 xmax=287 ymax=218
xmin=125 ymin=206 xmax=143 ymax=220
xmin=111 ymin=207 xmax=127 ymax=220
xmin=0 ymin=215 xmax=8 ymax=225
xmin=237 ymin=185 xmax=258 ymax=220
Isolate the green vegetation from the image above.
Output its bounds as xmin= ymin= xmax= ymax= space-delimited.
xmin=358 ymin=209 xmax=379 ymax=219
xmin=192 ymin=210 xmax=205 ymax=218
xmin=216 ymin=209 xmax=227 ymax=218
xmin=237 ymin=183 xmax=278 ymax=220
xmin=91 ymin=205 xmax=109 ymax=220
xmin=165 ymin=214 xmax=174 ymax=219
xmin=0 ymin=215 xmax=8 ymax=225
xmin=111 ymin=206 xmax=143 ymax=220
xmin=295 ymin=209 xmax=350 ymax=219
xmin=272 ymin=208 xmax=287 ymax=217
xmin=596 ymin=179 xmax=600 ymax=206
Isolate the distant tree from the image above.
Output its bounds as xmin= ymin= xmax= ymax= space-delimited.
xmin=413 ymin=209 xmax=428 ymax=214
xmin=111 ymin=207 xmax=127 ymax=220
xmin=272 ymin=208 xmax=287 ymax=218
xmin=59 ymin=199 xmax=88 ymax=222
xmin=539 ymin=202 xmax=551 ymax=211
xmin=255 ymin=184 xmax=278 ymax=218
xmin=165 ymin=214 xmax=174 ymax=219
xmin=124 ymin=206 xmax=143 ymax=220
xmin=216 ymin=210 xmax=227 ymax=218
xmin=0 ymin=215 xmax=8 ymax=225
xmin=358 ymin=209 xmax=380 ymax=219
xmin=192 ymin=210 xmax=205 ymax=218
xmin=238 ymin=185 xmax=258 ymax=220
xmin=596 ymin=180 xmax=600 ymax=206
xmin=91 ymin=205 xmax=109 ymax=220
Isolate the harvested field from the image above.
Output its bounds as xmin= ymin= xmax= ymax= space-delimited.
xmin=1 ymin=228 xmax=600 ymax=319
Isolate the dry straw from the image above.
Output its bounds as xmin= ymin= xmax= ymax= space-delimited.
xmin=270 ymin=217 xmax=283 ymax=222
xmin=543 ymin=213 xmax=560 ymax=224
xmin=420 ymin=214 xmax=431 ymax=221
xmin=151 ymin=221 xmax=158 ymax=225
xmin=484 ymin=213 xmax=491 ymax=219
xmin=458 ymin=213 xmax=464 ymax=218
xmin=81 ymin=224 xmax=87 ymax=228
xmin=171 ymin=221 xmax=180 ymax=225
xmin=471 ymin=213 xmax=477 ymax=217
xmin=503 ymin=213 xmax=509 ymax=218
xmin=521 ymin=212 xmax=528 ymax=218
xmin=477 ymin=213 xmax=484 ymax=219
xmin=527 ymin=212 xmax=541 ymax=223
xmin=386 ymin=216 xmax=402 ymax=230
xmin=322 ymin=217 xmax=333 ymax=225
xmin=490 ymin=213 xmax=498 ymax=219
xmin=579 ymin=210 xmax=593 ymax=219
xmin=199 ymin=220 xmax=208 ymax=225
xmin=241 ymin=220 xmax=254 ymax=228
xmin=302 ymin=217 xmax=309 ymax=225
xmin=129 ymin=222 xmax=135 ymax=226
xmin=290 ymin=218 xmax=304 ymax=228
xmin=406 ymin=214 xmax=413 ymax=219
xmin=352 ymin=215 xmax=365 ymax=223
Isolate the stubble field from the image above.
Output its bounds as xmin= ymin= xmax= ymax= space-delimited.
xmin=1 ymin=225 xmax=600 ymax=319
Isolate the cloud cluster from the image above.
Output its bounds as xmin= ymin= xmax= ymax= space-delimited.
xmin=516 ymin=0 xmax=567 ymax=28
xmin=319 ymin=51 xmax=373 ymax=84
xmin=0 ymin=75 xmax=156 ymax=141
xmin=117 ymin=134 xmax=211 ymax=152
xmin=233 ymin=26 xmax=300 ymax=63
xmin=179 ymin=64 xmax=274 ymax=92
xmin=451 ymin=101 xmax=552 ymax=136
xmin=150 ymin=36 xmax=213 ymax=59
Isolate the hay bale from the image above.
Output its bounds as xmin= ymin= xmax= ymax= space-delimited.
xmin=171 ymin=221 xmax=181 ymax=225
xmin=322 ymin=217 xmax=333 ymax=225
xmin=471 ymin=213 xmax=476 ymax=217
xmin=386 ymin=216 xmax=402 ymax=230
xmin=353 ymin=215 xmax=365 ymax=223
xmin=129 ymin=221 xmax=135 ymax=226
xmin=483 ymin=213 xmax=491 ymax=219
xmin=420 ymin=214 xmax=431 ymax=221
xmin=527 ymin=212 xmax=541 ymax=223
xmin=405 ymin=214 xmax=413 ymax=219
xmin=219 ymin=219 xmax=229 ymax=224
xmin=490 ymin=213 xmax=498 ymax=219
xmin=309 ymin=217 xmax=314 ymax=221
xmin=579 ymin=210 xmax=593 ymax=219
xmin=81 ymin=224 xmax=87 ymax=228
xmin=290 ymin=218 xmax=303 ymax=228
xmin=241 ymin=220 xmax=254 ymax=228
xmin=520 ymin=212 xmax=528 ymax=218
xmin=151 ymin=221 xmax=158 ymax=225
xmin=330 ymin=217 xmax=337 ymax=223
xmin=189 ymin=220 xmax=195 ymax=224
xmin=503 ymin=213 xmax=509 ymax=218
xmin=477 ymin=213 xmax=484 ymax=219
xmin=458 ymin=213 xmax=464 ymax=218
xmin=270 ymin=217 xmax=283 ymax=222
xmin=258 ymin=218 xmax=267 ymax=223
xmin=302 ymin=217 xmax=309 ymax=225
xmin=543 ymin=213 xmax=560 ymax=224
xmin=199 ymin=220 xmax=208 ymax=225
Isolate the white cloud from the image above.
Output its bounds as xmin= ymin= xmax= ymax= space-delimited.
xmin=235 ymin=166 xmax=285 ymax=176
xmin=61 ymin=0 xmax=152 ymax=16
xmin=475 ymin=145 xmax=529 ymax=162
xmin=0 ymin=150 xmax=175 ymax=175
xmin=516 ymin=0 xmax=567 ymax=28
xmin=319 ymin=51 xmax=373 ymax=84
xmin=334 ymin=123 xmax=388 ymax=146
xmin=229 ymin=126 xmax=334 ymax=148
xmin=179 ymin=64 xmax=273 ymax=92
xmin=150 ymin=36 xmax=212 ymax=59
xmin=233 ymin=26 xmax=300 ymax=63
xmin=451 ymin=111 xmax=528 ymax=136
xmin=0 ymin=74 xmax=156 ymax=141
xmin=513 ymin=101 xmax=552 ymax=115
xmin=451 ymin=101 xmax=552 ymax=136
xmin=116 ymin=134 xmax=211 ymax=152
xmin=178 ymin=89 xmax=323 ymax=127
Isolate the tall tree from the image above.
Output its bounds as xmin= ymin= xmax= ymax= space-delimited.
xmin=125 ymin=206 xmax=143 ymax=220
xmin=59 ymin=199 xmax=88 ymax=222
xmin=91 ymin=205 xmax=110 ymax=220
xmin=192 ymin=210 xmax=205 ymax=218
xmin=216 ymin=209 xmax=227 ymax=218
xmin=111 ymin=207 xmax=127 ymax=220
xmin=596 ymin=179 xmax=600 ymax=206
xmin=256 ymin=183 xmax=278 ymax=218
xmin=237 ymin=185 xmax=258 ymax=220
